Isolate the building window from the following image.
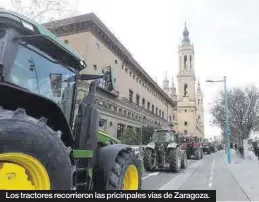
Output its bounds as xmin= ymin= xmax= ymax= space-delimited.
xmin=184 ymin=84 xmax=188 ymax=96
xmin=122 ymin=64 xmax=124 ymax=69
xmin=152 ymin=105 xmax=154 ymax=113
xmin=184 ymin=130 xmax=187 ymax=135
xmin=184 ymin=121 xmax=188 ymax=126
xmin=190 ymin=55 xmax=192 ymax=68
xmin=114 ymin=106 xmax=117 ymax=112
xmin=129 ymin=90 xmax=133 ymax=102
xmin=185 ymin=109 xmax=187 ymax=113
xmin=133 ymin=75 xmax=135 ymax=79
xmin=136 ymin=94 xmax=140 ymax=105
xmin=159 ymin=110 xmax=161 ymax=117
xmin=198 ymin=115 xmax=201 ymax=122
xmin=169 ymin=116 xmax=172 ymax=122
xmin=114 ymin=78 xmax=116 ymax=83
xmin=129 ymin=71 xmax=132 ymax=76
xmin=147 ymin=102 xmax=150 ymax=111
xmin=93 ymin=64 xmax=97 ymax=70
xmin=198 ymin=99 xmax=200 ymax=105
xmin=115 ymin=60 xmax=118 ymax=64
xmin=119 ymin=108 xmax=122 ymax=113
xmin=184 ymin=55 xmax=187 ymax=68
xmin=125 ymin=68 xmax=128 ymax=73
xmin=117 ymin=123 xmax=125 ymax=138
xmin=156 ymin=107 xmax=158 ymax=115
xmin=142 ymin=98 xmax=145 ymax=108
xmin=136 ymin=77 xmax=138 ymax=82
xmin=162 ymin=111 xmax=164 ymax=119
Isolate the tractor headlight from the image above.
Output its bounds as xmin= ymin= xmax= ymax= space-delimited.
xmin=147 ymin=142 xmax=155 ymax=148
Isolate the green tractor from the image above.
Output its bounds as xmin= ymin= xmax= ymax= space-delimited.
xmin=0 ymin=9 xmax=142 ymax=190
xmin=143 ymin=128 xmax=187 ymax=172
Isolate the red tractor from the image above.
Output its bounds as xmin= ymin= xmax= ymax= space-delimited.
xmin=180 ymin=136 xmax=203 ymax=160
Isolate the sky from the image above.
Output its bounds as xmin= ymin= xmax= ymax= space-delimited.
xmin=2 ymin=0 xmax=259 ymax=138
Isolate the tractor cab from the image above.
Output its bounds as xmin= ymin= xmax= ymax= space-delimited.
xmin=151 ymin=129 xmax=176 ymax=143
xmin=0 ymin=9 xmax=142 ymax=191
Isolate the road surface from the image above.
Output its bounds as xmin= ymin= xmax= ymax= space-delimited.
xmin=141 ymin=151 xmax=250 ymax=201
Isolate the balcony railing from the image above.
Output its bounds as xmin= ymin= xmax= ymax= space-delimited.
xmin=121 ymin=97 xmax=172 ymax=125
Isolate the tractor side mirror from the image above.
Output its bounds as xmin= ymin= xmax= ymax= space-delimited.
xmin=102 ymin=66 xmax=115 ymax=91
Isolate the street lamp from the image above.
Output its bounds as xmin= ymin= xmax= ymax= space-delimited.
xmin=206 ymin=76 xmax=232 ymax=164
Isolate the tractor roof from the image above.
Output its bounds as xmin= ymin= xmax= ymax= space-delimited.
xmin=0 ymin=9 xmax=85 ymax=68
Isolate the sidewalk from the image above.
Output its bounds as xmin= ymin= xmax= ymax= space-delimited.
xmin=224 ymin=149 xmax=259 ymax=201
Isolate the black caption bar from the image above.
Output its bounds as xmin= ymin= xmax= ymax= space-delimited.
xmin=1 ymin=190 xmax=216 ymax=202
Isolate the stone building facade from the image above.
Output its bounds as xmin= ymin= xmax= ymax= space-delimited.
xmin=44 ymin=13 xmax=177 ymax=139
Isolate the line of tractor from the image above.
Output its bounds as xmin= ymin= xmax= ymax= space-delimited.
xmin=142 ymin=128 xmax=223 ymax=173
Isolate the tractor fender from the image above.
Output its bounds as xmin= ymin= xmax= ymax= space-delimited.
xmin=167 ymin=142 xmax=178 ymax=149
xmin=145 ymin=142 xmax=155 ymax=150
xmin=93 ymin=144 xmax=130 ymax=189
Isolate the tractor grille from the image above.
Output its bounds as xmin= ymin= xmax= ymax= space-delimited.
xmin=155 ymin=142 xmax=168 ymax=151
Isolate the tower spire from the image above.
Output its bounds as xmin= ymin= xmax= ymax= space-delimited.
xmin=182 ymin=22 xmax=190 ymax=45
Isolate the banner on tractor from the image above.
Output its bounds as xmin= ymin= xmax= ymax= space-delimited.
xmin=1 ymin=190 xmax=216 ymax=202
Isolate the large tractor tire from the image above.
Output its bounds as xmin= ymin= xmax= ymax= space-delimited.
xmin=0 ymin=107 xmax=74 ymax=190
xmin=168 ymin=147 xmax=181 ymax=172
xmin=194 ymin=149 xmax=201 ymax=160
xmin=143 ymin=149 xmax=156 ymax=172
xmin=106 ymin=149 xmax=142 ymax=190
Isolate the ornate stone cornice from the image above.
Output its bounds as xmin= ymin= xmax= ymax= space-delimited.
xmin=43 ymin=13 xmax=176 ymax=106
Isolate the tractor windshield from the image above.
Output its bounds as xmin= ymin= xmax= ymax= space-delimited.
xmin=152 ymin=130 xmax=174 ymax=142
xmin=8 ymin=43 xmax=76 ymax=121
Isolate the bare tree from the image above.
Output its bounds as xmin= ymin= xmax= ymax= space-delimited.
xmin=119 ymin=128 xmax=141 ymax=145
xmin=210 ymin=85 xmax=259 ymax=156
xmin=9 ymin=0 xmax=79 ymax=23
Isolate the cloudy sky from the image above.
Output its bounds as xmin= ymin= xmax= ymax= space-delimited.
xmin=2 ymin=0 xmax=259 ymax=138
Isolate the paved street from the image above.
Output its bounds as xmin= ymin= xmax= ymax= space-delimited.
xmin=142 ymin=151 xmax=255 ymax=201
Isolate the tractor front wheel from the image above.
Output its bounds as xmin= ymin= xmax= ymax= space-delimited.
xmin=106 ymin=149 xmax=141 ymax=190
xmin=169 ymin=147 xmax=181 ymax=172
xmin=143 ymin=149 xmax=156 ymax=172
xmin=0 ymin=108 xmax=74 ymax=190
xmin=181 ymin=151 xmax=187 ymax=169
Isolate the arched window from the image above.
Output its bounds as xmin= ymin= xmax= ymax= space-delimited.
xmin=184 ymin=84 xmax=188 ymax=96
xmin=184 ymin=55 xmax=187 ymax=68
xmin=190 ymin=55 xmax=192 ymax=68
xmin=198 ymin=99 xmax=200 ymax=105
